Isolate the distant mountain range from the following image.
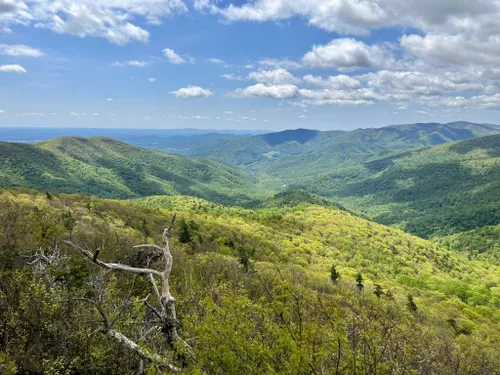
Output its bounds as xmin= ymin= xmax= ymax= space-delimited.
xmin=186 ymin=121 xmax=500 ymax=167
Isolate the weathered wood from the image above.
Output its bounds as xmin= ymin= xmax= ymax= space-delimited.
xmin=64 ymin=213 xmax=193 ymax=372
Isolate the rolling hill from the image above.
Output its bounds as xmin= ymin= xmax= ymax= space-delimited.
xmin=0 ymin=136 xmax=263 ymax=205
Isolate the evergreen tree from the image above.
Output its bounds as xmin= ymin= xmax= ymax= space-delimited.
xmin=179 ymin=219 xmax=192 ymax=244
xmin=356 ymin=272 xmax=364 ymax=292
xmin=407 ymin=294 xmax=418 ymax=314
xmin=330 ymin=264 xmax=340 ymax=283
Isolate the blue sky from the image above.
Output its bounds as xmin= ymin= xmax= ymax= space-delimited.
xmin=1 ymin=0 xmax=500 ymax=130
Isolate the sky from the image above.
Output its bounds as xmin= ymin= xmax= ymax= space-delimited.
xmin=1 ymin=0 xmax=500 ymax=130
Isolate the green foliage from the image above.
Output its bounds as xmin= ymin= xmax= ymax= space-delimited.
xmin=1 ymin=189 xmax=500 ymax=373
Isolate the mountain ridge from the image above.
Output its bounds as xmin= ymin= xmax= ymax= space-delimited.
xmin=0 ymin=136 xmax=264 ymax=205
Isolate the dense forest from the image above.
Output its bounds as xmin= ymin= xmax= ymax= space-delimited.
xmin=0 ymin=137 xmax=263 ymax=206
xmin=1 ymin=189 xmax=500 ymax=374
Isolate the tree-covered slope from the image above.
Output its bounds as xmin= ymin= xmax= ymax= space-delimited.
xmin=302 ymin=134 xmax=500 ymax=238
xmin=0 ymin=136 xmax=263 ymax=205
xmin=189 ymin=122 xmax=500 ymax=172
xmin=2 ymin=190 xmax=500 ymax=373
xmin=437 ymin=224 xmax=500 ymax=265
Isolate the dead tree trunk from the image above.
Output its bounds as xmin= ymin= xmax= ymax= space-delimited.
xmin=64 ymin=214 xmax=193 ymax=373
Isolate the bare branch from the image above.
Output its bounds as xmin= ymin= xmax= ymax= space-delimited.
xmin=93 ymin=248 xmax=100 ymax=262
xmin=63 ymin=240 xmax=163 ymax=278
xmin=148 ymin=274 xmax=162 ymax=307
xmin=103 ymin=329 xmax=181 ymax=373
xmin=70 ymin=298 xmax=180 ymax=373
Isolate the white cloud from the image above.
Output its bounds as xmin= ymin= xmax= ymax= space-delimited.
xmin=92 ymin=113 xmax=98 ymax=116
xmin=224 ymin=111 xmax=233 ymax=114
xmin=70 ymin=112 xmax=78 ymax=116
xmin=401 ymin=33 xmax=500 ymax=68
xmin=0 ymin=109 xmax=5 ymax=114
xmin=248 ymin=68 xmax=302 ymax=85
xmin=106 ymin=98 xmax=114 ymax=102
xmin=170 ymin=85 xmax=213 ymax=98
xmin=259 ymin=58 xmax=302 ymax=70
xmin=299 ymin=115 xmax=306 ymax=119
xmin=361 ymin=70 xmax=483 ymax=99
xmin=204 ymin=0 xmax=500 ymax=37
xmin=112 ymin=60 xmax=148 ymax=68
xmin=1 ymin=0 xmax=188 ymax=45
xmin=301 ymin=38 xmax=391 ymax=70
xmin=148 ymin=77 xmax=156 ymax=82
xmin=235 ymin=83 xmax=299 ymax=99
xmin=207 ymin=58 xmax=225 ymax=64
xmin=163 ymin=48 xmax=186 ymax=64
xmin=143 ymin=116 xmax=151 ymax=121
xmin=303 ymin=74 xmax=362 ymax=90
xmin=0 ymin=44 xmax=44 ymax=57
xmin=0 ymin=64 xmax=27 ymax=73
xmin=211 ymin=0 xmax=389 ymax=35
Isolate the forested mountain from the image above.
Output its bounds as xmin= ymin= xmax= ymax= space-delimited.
xmin=302 ymin=134 xmax=500 ymax=239
xmin=186 ymin=122 xmax=500 ymax=169
xmin=1 ymin=190 xmax=500 ymax=374
xmin=0 ymin=136 xmax=262 ymax=205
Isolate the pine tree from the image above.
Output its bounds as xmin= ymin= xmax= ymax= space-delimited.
xmin=374 ymin=284 xmax=384 ymax=298
xmin=179 ymin=219 xmax=192 ymax=244
xmin=330 ymin=264 xmax=340 ymax=283
xmin=407 ymin=294 xmax=418 ymax=314
xmin=356 ymin=272 xmax=364 ymax=292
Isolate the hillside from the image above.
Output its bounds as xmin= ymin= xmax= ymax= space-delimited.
xmin=0 ymin=136 xmax=262 ymax=205
xmin=301 ymin=134 xmax=500 ymax=238
xmin=437 ymin=224 xmax=500 ymax=265
xmin=1 ymin=190 xmax=500 ymax=373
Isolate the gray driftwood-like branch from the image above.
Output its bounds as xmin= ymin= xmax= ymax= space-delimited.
xmin=63 ymin=213 xmax=193 ymax=373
